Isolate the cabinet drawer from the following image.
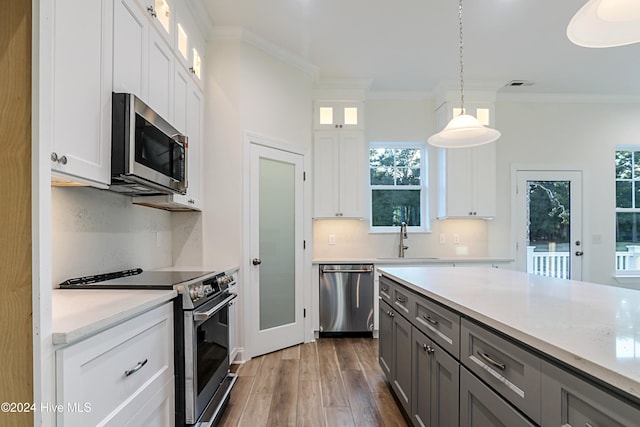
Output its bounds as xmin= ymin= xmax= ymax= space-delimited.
xmin=412 ymin=294 xmax=460 ymax=358
xmin=56 ymin=303 xmax=174 ymax=427
xmin=460 ymin=367 xmax=535 ymax=427
xmin=541 ymin=361 xmax=640 ymax=427
xmin=379 ymin=275 xmax=394 ymax=305
xmin=392 ymin=285 xmax=411 ymax=318
xmin=460 ymin=319 xmax=541 ymax=424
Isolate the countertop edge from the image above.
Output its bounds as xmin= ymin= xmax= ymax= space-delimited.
xmin=52 ymin=290 xmax=177 ymax=346
xmin=312 ymin=257 xmax=513 ymax=265
xmin=378 ymin=267 xmax=640 ymax=404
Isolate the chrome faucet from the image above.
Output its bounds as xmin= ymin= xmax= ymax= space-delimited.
xmin=399 ymin=222 xmax=408 ymax=257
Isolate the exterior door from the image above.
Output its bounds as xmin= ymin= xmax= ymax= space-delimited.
xmin=515 ymin=170 xmax=583 ymax=280
xmin=248 ymin=143 xmax=304 ymax=357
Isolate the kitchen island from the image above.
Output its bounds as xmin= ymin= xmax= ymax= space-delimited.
xmin=378 ymin=266 xmax=640 ymax=426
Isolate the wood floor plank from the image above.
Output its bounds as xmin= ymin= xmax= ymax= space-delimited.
xmin=296 ymin=380 xmax=324 ymax=427
xmin=335 ymin=338 xmax=362 ymax=371
xmin=237 ymin=393 xmax=273 ymax=427
xmin=251 ymin=351 xmax=282 ymax=394
xmin=353 ymin=338 xmax=380 ymax=372
xmin=281 ymin=345 xmax=301 ymax=360
xmin=225 ymin=339 xmax=407 ymax=427
xmin=373 ymin=389 xmax=410 ymax=427
xmin=236 ymin=354 xmax=264 ymax=377
xmin=299 ymin=342 xmax=320 ymax=382
xmin=317 ymin=339 xmax=349 ymax=407
xmin=324 ymin=407 xmax=356 ymax=427
xmin=266 ymin=359 xmax=300 ymax=426
xmin=341 ymin=370 xmax=385 ymax=426
xmin=218 ymin=375 xmax=255 ymax=426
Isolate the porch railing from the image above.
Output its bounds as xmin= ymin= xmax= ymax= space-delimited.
xmin=527 ymin=245 xmax=640 ymax=278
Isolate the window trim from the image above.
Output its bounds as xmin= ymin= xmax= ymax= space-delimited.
xmin=368 ymin=141 xmax=429 ymax=234
xmin=615 ymin=145 xmax=640 ymax=274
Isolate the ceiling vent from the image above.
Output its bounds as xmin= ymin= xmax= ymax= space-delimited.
xmin=505 ymin=80 xmax=534 ymax=87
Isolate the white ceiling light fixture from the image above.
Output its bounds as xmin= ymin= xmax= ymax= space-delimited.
xmin=428 ymin=0 xmax=500 ymax=149
xmin=567 ymin=0 xmax=640 ymax=48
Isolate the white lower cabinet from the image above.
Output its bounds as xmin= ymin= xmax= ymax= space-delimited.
xmin=55 ymin=303 xmax=174 ymax=427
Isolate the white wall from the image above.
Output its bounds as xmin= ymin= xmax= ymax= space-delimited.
xmin=492 ymin=98 xmax=640 ymax=286
xmin=51 ymin=187 xmax=173 ymax=286
xmin=202 ymin=36 xmax=314 ymax=357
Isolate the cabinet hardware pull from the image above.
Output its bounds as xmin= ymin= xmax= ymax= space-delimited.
xmin=423 ymin=343 xmax=428 ymax=351
xmin=124 ymin=359 xmax=148 ymax=377
xmin=427 ymin=345 xmax=435 ymax=355
xmin=147 ymin=6 xmax=157 ymax=17
xmin=396 ymin=296 xmax=407 ymax=303
xmin=423 ymin=315 xmax=438 ymax=325
xmin=381 ymin=286 xmax=389 ymax=292
xmin=477 ymin=351 xmax=506 ymax=371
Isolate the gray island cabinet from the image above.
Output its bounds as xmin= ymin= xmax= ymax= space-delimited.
xmin=378 ymin=267 xmax=640 ymax=427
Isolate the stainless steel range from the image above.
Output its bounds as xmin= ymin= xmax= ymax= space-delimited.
xmin=60 ymin=267 xmax=238 ymax=426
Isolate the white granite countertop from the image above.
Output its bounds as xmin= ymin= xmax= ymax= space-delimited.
xmin=378 ymin=266 xmax=640 ymax=402
xmin=313 ymin=257 xmax=512 ymax=265
xmin=52 ymin=289 xmax=177 ymax=345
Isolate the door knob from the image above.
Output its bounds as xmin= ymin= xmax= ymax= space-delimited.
xmin=252 ymin=258 xmax=262 ymax=265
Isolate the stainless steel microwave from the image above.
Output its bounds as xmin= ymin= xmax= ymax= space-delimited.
xmin=110 ymin=93 xmax=187 ymax=196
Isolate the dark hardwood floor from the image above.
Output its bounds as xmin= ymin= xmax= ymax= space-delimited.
xmin=218 ymin=338 xmax=408 ymax=426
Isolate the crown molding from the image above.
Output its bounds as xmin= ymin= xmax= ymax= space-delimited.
xmin=210 ymin=26 xmax=319 ymax=78
xmin=366 ymin=90 xmax=434 ymax=101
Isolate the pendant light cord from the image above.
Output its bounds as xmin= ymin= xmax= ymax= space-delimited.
xmin=458 ymin=0 xmax=465 ymax=114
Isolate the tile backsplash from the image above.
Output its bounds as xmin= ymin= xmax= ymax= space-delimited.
xmin=51 ymin=186 xmax=173 ymax=286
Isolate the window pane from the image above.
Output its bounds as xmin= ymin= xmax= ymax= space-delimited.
xmin=344 ymin=107 xmax=358 ymax=125
xmin=371 ymin=189 xmax=421 ymax=227
xmin=633 ymin=152 xmax=640 ymax=177
xmin=617 ymin=181 xmax=633 ymax=208
xmin=370 ymin=167 xmax=394 ymax=185
xmin=395 ymin=167 xmax=420 ymax=185
xmin=395 ymin=149 xmax=420 ymax=168
xmin=319 ymin=107 xmax=333 ymax=125
xmin=616 ymin=151 xmax=632 ymax=179
xmin=616 ymin=212 xmax=640 ymax=248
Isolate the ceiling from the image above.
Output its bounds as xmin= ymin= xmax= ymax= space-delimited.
xmin=201 ymin=0 xmax=640 ymax=97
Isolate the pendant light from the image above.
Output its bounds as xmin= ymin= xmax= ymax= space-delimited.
xmin=567 ymin=0 xmax=640 ymax=48
xmin=428 ymin=0 xmax=501 ymax=148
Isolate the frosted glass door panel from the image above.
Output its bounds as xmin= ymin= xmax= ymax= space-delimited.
xmin=259 ymin=158 xmax=295 ymax=330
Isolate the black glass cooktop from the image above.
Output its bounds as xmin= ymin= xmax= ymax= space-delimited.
xmin=58 ymin=269 xmax=216 ymax=289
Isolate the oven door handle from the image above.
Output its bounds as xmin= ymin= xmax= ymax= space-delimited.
xmin=193 ymin=293 xmax=237 ymax=322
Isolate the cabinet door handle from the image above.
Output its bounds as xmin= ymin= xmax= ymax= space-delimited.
xmin=423 ymin=315 xmax=438 ymax=325
xmin=477 ymin=351 xmax=506 ymax=371
xmin=147 ymin=6 xmax=157 ymax=17
xmin=124 ymin=359 xmax=148 ymax=377
xmin=396 ymin=295 xmax=407 ymax=303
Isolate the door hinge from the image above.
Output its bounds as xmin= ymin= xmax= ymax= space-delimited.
xmin=304 ymin=308 xmax=306 ymax=318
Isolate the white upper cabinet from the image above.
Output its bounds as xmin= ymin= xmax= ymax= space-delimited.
xmin=313 ymin=131 xmax=365 ymax=218
xmin=437 ymin=143 xmax=496 ymax=218
xmin=314 ymin=101 xmax=364 ymax=131
xmin=137 ymin=0 xmax=174 ymax=47
xmin=147 ymin=27 xmax=175 ymax=120
xmin=49 ymin=0 xmax=113 ymax=187
xmin=435 ymin=100 xmax=497 ymax=219
xmin=174 ymin=2 xmax=205 ymax=89
xmin=113 ymin=0 xmax=148 ymax=98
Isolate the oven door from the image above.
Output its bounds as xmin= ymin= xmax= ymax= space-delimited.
xmin=184 ymin=293 xmax=237 ymax=424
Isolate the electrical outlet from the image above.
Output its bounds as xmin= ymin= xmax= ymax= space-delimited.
xmin=439 ymin=233 xmax=446 ymax=244
xmin=329 ymin=234 xmax=336 ymax=245
xmin=453 ymin=233 xmax=460 ymax=244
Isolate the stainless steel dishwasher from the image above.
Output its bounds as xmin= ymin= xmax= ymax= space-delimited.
xmin=319 ymin=264 xmax=374 ymax=335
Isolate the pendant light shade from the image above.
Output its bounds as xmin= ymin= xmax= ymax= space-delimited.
xmin=568 ymin=0 xmax=640 ymax=48
xmin=427 ymin=0 xmax=500 ymax=148
xmin=428 ymin=114 xmax=501 ymax=148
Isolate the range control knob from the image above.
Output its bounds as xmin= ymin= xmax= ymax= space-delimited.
xmin=189 ymin=287 xmax=198 ymax=301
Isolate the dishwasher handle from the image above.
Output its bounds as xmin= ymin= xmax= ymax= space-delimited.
xmin=322 ymin=268 xmax=372 ymax=273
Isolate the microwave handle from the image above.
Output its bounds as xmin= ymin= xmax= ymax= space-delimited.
xmin=172 ymin=134 xmax=188 ymax=146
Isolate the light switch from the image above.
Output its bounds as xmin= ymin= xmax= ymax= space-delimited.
xmin=329 ymin=234 xmax=336 ymax=245
xmin=453 ymin=233 xmax=460 ymax=244
xmin=439 ymin=233 xmax=446 ymax=244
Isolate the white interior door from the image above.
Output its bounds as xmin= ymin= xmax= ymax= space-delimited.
xmin=515 ymin=170 xmax=583 ymax=280
xmin=248 ymin=143 xmax=304 ymax=357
